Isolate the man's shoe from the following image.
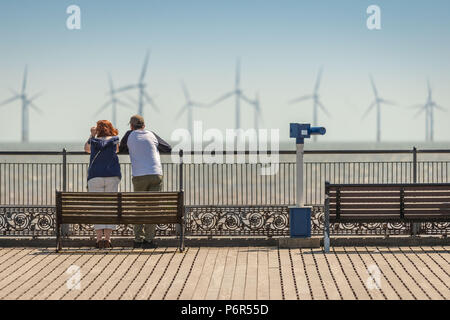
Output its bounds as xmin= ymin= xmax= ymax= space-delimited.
xmin=142 ymin=240 xmax=156 ymax=249
xmin=133 ymin=241 xmax=142 ymax=248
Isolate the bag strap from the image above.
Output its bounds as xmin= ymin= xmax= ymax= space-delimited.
xmin=88 ymin=149 xmax=102 ymax=173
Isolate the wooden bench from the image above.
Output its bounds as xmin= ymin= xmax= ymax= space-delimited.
xmin=323 ymin=182 xmax=450 ymax=251
xmin=55 ymin=191 xmax=185 ymax=252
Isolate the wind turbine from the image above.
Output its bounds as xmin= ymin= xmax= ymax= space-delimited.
xmin=411 ymin=80 xmax=446 ymax=141
xmin=117 ymin=50 xmax=158 ymax=117
xmin=209 ymin=58 xmax=254 ymax=130
xmin=94 ymin=73 xmax=134 ymax=127
xmin=0 ymin=66 xmax=44 ymax=142
xmin=175 ymin=80 xmax=208 ymax=134
xmin=362 ymin=75 xmax=396 ymax=142
xmin=288 ymin=67 xmax=330 ymax=141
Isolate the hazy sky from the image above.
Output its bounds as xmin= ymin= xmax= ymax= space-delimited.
xmin=0 ymin=0 xmax=449 ymax=143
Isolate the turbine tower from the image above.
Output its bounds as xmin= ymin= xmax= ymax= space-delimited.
xmin=117 ymin=50 xmax=158 ymax=117
xmin=175 ymin=80 xmax=207 ymax=134
xmin=209 ymin=58 xmax=254 ymax=130
xmin=94 ymin=73 xmax=134 ymax=127
xmin=362 ymin=75 xmax=396 ymax=142
xmin=288 ymin=67 xmax=330 ymax=141
xmin=411 ymin=80 xmax=446 ymax=141
xmin=0 ymin=66 xmax=44 ymax=142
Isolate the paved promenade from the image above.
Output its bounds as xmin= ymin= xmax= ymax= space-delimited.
xmin=0 ymin=246 xmax=448 ymax=300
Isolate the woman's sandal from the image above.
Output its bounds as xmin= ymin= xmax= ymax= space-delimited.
xmin=104 ymin=240 xmax=112 ymax=249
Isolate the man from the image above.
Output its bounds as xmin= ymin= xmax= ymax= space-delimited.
xmin=119 ymin=115 xmax=172 ymax=248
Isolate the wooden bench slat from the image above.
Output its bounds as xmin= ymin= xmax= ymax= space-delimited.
xmin=404 ymin=210 xmax=450 ymax=214
xmin=329 ymin=186 xmax=403 ymax=191
xmin=404 ymin=191 xmax=450 ymax=197
xmin=61 ymin=217 xmax=179 ymax=224
xmin=403 ymin=198 xmax=450 ymax=203
xmin=329 ymin=198 xmax=401 ymax=203
xmin=404 ymin=203 xmax=450 ymax=209
xmin=61 ymin=205 xmax=178 ymax=211
xmin=122 ymin=200 xmax=179 ymax=204
xmin=330 ymin=204 xmax=400 ymax=209
xmin=329 ymin=192 xmax=400 ymax=197
xmin=62 ymin=203 xmax=119 ymax=207
xmin=61 ymin=208 xmax=118 ymax=211
xmin=329 ymin=209 xmax=450 ymax=215
xmin=403 ymin=214 xmax=450 ymax=219
xmin=121 ymin=196 xmax=179 ymax=199
xmin=329 ymin=216 xmax=402 ymax=222
xmin=122 ymin=206 xmax=178 ymax=210
xmin=329 ymin=209 xmax=401 ymax=215
xmin=61 ymin=211 xmax=119 ymax=215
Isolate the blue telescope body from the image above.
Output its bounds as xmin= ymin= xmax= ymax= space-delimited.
xmin=290 ymin=123 xmax=326 ymax=144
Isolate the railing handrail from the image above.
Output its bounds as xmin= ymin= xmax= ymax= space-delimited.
xmin=1 ymin=148 xmax=450 ymax=156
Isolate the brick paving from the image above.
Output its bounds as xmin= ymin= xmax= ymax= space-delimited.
xmin=0 ymin=246 xmax=448 ymax=300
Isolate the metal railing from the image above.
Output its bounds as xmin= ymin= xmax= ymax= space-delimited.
xmin=2 ymin=147 xmax=450 ymax=207
xmin=1 ymin=147 xmax=450 ymax=237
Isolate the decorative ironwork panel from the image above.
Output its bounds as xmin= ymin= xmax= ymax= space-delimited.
xmin=187 ymin=206 xmax=290 ymax=236
xmin=311 ymin=205 xmax=449 ymax=236
xmin=0 ymin=205 xmax=448 ymax=237
xmin=0 ymin=206 xmax=55 ymax=236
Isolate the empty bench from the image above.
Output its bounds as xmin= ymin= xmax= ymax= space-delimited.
xmin=323 ymin=182 xmax=450 ymax=251
xmin=55 ymin=191 xmax=185 ymax=252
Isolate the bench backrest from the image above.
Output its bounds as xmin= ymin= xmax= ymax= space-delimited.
xmin=56 ymin=191 xmax=184 ymax=225
xmin=325 ymin=183 xmax=450 ymax=222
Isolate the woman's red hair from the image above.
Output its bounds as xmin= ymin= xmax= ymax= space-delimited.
xmin=96 ymin=120 xmax=118 ymax=137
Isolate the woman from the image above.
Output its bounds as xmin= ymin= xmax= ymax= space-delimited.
xmin=84 ymin=120 xmax=121 ymax=249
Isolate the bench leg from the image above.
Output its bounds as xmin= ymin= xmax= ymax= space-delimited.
xmin=56 ymin=220 xmax=61 ymax=253
xmin=179 ymin=208 xmax=187 ymax=253
xmin=324 ymin=196 xmax=330 ymax=253
xmin=179 ymin=220 xmax=186 ymax=253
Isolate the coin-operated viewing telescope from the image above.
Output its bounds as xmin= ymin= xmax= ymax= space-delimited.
xmin=290 ymin=123 xmax=326 ymax=144
xmin=288 ymin=123 xmax=326 ymax=239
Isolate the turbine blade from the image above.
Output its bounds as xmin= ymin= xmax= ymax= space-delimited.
xmin=29 ymin=102 xmax=43 ymax=115
xmin=240 ymin=93 xmax=255 ymax=105
xmin=362 ymin=101 xmax=376 ymax=119
xmin=0 ymin=95 xmax=20 ymax=107
xmin=192 ymin=101 xmax=208 ymax=108
xmin=94 ymin=100 xmax=112 ymax=116
xmin=409 ymin=104 xmax=425 ymax=109
xmin=380 ymin=99 xmax=396 ymax=106
xmin=28 ymin=90 xmax=44 ymax=102
xmin=144 ymin=91 xmax=159 ymax=112
xmin=370 ymin=75 xmax=378 ymax=97
xmin=433 ymin=103 xmax=447 ymax=111
xmin=22 ymin=65 xmax=28 ymax=93
xmin=314 ymin=67 xmax=323 ymax=93
xmin=175 ymin=105 xmax=188 ymax=119
xmin=317 ymin=100 xmax=331 ymax=117
xmin=180 ymin=80 xmax=190 ymax=101
xmin=209 ymin=91 xmax=234 ymax=106
xmin=413 ymin=107 xmax=426 ymax=118
xmin=116 ymin=98 xmax=135 ymax=110
xmin=9 ymin=88 xmax=19 ymax=96
xmin=108 ymin=73 xmax=114 ymax=92
xmin=235 ymin=58 xmax=241 ymax=88
xmin=123 ymin=93 xmax=138 ymax=105
xmin=115 ymin=84 xmax=138 ymax=93
xmin=288 ymin=95 xmax=313 ymax=105
xmin=139 ymin=50 xmax=150 ymax=82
